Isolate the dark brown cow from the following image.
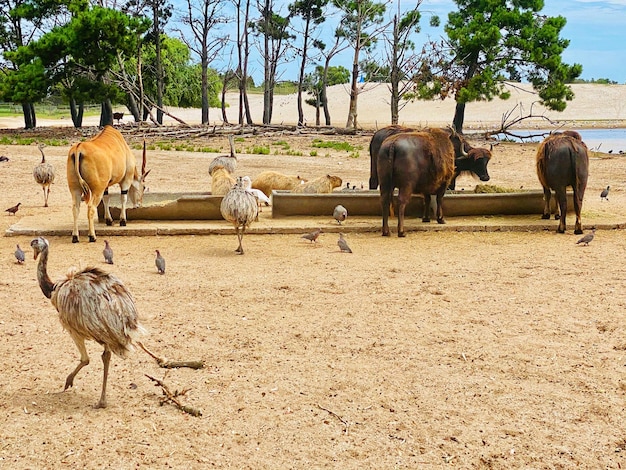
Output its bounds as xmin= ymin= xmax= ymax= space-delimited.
xmin=448 ymin=145 xmax=493 ymax=190
xmin=369 ymin=125 xmax=413 ymax=189
xmin=378 ymin=128 xmax=463 ymax=237
xmin=536 ymin=133 xmax=589 ymax=234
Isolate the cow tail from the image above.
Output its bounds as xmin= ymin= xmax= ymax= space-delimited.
xmin=72 ymin=148 xmax=92 ymax=203
xmin=381 ymin=140 xmax=395 ymax=192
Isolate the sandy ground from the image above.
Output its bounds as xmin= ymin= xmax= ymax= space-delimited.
xmin=1 ymin=90 xmax=626 ymax=468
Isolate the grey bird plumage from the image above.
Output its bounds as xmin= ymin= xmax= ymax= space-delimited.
xmin=333 ymin=204 xmax=348 ymax=224
xmin=30 ymin=236 xmax=146 ymax=409
xmin=155 ymin=249 xmax=166 ymax=274
xmin=302 ymin=228 xmax=322 ymax=243
xmin=600 ymin=185 xmax=610 ymax=201
xmin=33 ymin=143 xmax=55 ymax=207
xmin=14 ymin=244 xmax=25 ymax=264
xmin=103 ymin=240 xmax=114 ymax=264
xmin=209 ymin=134 xmax=237 ymax=176
xmin=337 ymin=233 xmax=352 ymax=253
xmin=576 ymin=228 xmax=596 ymax=246
xmin=220 ymin=176 xmax=259 ymax=254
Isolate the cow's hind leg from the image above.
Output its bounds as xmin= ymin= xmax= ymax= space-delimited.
xmin=435 ymin=186 xmax=446 ymax=224
xmin=541 ymin=187 xmax=552 ymax=220
xmin=422 ymin=194 xmax=431 ymax=223
xmin=380 ymin=189 xmax=392 ymax=237
xmin=555 ymin=188 xmax=567 ymax=233
xmin=397 ymin=189 xmax=412 ymax=237
xmin=573 ymin=189 xmax=584 ymax=235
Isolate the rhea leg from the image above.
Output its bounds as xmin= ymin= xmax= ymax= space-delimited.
xmin=95 ymin=349 xmax=112 ymax=409
xmin=65 ymin=336 xmax=90 ymax=390
xmin=235 ymin=226 xmax=244 ymax=254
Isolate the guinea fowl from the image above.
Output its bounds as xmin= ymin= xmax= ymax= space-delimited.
xmin=30 ymin=237 xmax=146 ymax=409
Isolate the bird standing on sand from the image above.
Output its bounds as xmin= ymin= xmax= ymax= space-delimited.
xmin=209 ymin=134 xmax=237 ymax=176
xmin=15 ymin=244 xmax=25 ymax=264
xmin=600 ymin=186 xmax=610 ymax=201
xmin=302 ymin=228 xmax=322 ymax=243
xmin=576 ymin=228 xmax=596 ymax=246
xmin=155 ymin=250 xmax=166 ymax=274
xmin=220 ymin=176 xmax=259 ymax=254
xmin=103 ymin=240 xmax=114 ymax=265
xmin=337 ymin=233 xmax=352 ymax=253
xmin=30 ymin=237 xmax=146 ymax=409
xmin=333 ymin=204 xmax=348 ymax=224
xmin=33 ymin=143 xmax=55 ymax=207
xmin=5 ymin=202 xmax=21 ymax=215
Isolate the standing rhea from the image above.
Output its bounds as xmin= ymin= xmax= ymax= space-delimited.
xmin=30 ymin=237 xmax=146 ymax=409
xmin=155 ymin=250 xmax=166 ymax=274
xmin=209 ymin=134 xmax=237 ymax=176
xmin=333 ymin=204 xmax=348 ymax=224
xmin=220 ymin=176 xmax=259 ymax=254
xmin=33 ymin=143 xmax=55 ymax=207
xmin=103 ymin=240 xmax=114 ymax=264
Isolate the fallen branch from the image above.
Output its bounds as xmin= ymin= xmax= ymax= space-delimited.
xmin=316 ymin=403 xmax=350 ymax=434
xmin=137 ymin=341 xmax=205 ymax=369
xmin=145 ymin=374 xmax=202 ymax=417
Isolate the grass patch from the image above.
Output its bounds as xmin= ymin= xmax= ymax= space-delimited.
xmin=249 ymin=145 xmax=270 ymax=155
xmin=473 ymin=184 xmax=516 ymax=193
xmin=311 ymin=139 xmax=361 ymax=152
xmin=0 ymin=136 xmax=70 ymax=146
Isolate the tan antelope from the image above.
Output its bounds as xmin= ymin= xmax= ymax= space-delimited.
xmin=67 ymin=126 xmax=150 ymax=243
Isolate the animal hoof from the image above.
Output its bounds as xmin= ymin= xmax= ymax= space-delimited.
xmin=541 ymin=214 xmax=550 ymax=220
xmin=398 ymin=232 xmax=406 ymax=238
xmin=119 ymin=220 xmax=127 ymax=227
xmin=72 ymin=236 xmax=79 ymax=243
xmin=574 ymin=229 xmax=583 ymax=235
xmin=557 ymin=228 xmax=565 ymax=234
xmin=382 ymin=231 xmax=390 ymax=237
xmin=554 ymin=214 xmax=560 ymax=220
xmin=89 ymin=236 xmax=96 ymax=243
xmin=437 ymin=218 xmax=446 ymax=224
xmin=422 ymin=218 xmax=431 ymax=223
xmin=105 ymin=219 xmax=113 ymax=226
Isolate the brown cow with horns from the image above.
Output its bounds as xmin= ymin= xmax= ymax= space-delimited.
xmin=377 ymin=127 xmax=467 ymax=237
xmin=67 ymin=126 xmax=150 ymax=243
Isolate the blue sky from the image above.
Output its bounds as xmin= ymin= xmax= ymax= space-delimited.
xmin=215 ymin=0 xmax=626 ymax=85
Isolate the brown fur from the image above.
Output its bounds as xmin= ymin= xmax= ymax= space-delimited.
xmin=211 ymin=166 xmax=236 ymax=196
xmin=293 ymin=174 xmax=343 ymax=194
xmin=251 ymin=171 xmax=307 ymax=197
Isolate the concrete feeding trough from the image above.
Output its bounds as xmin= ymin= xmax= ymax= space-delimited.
xmin=271 ymin=189 xmax=573 ymax=218
xmin=97 ymin=192 xmax=224 ymax=221
xmin=97 ymin=189 xmax=573 ymax=221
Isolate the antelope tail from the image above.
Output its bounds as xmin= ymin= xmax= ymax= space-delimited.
xmin=72 ymin=149 xmax=92 ymax=203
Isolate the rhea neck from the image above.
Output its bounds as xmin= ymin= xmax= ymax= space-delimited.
xmin=36 ymin=246 xmax=55 ymax=299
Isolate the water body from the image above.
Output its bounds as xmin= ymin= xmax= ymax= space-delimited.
xmin=495 ymin=128 xmax=626 ymax=153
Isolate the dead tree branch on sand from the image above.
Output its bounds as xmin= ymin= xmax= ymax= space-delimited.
xmin=145 ymin=374 xmax=202 ymax=417
xmin=484 ymin=102 xmax=560 ymax=141
xmin=138 ymin=341 xmax=205 ymax=370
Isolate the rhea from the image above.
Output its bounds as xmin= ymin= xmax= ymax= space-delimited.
xmin=33 ymin=143 xmax=55 ymax=207
xmin=31 ymin=237 xmax=145 ymax=408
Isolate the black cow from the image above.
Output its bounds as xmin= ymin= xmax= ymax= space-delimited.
xmin=378 ymin=128 xmax=466 ymax=237
xmin=113 ymin=112 xmax=124 ymax=124
xmin=536 ymin=133 xmax=589 ymax=234
xmin=448 ymin=145 xmax=492 ymax=190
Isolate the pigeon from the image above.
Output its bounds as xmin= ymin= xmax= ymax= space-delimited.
xmin=103 ymin=240 xmax=114 ymax=264
xmin=14 ymin=244 xmax=25 ymax=264
xmin=576 ymin=228 xmax=596 ymax=246
xmin=337 ymin=233 xmax=352 ymax=253
xmin=600 ymin=185 xmax=610 ymax=201
xmin=333 ymin=205 xmax=348 ymax=224
xmin=5 ymin=202 xmax=21 ymax=215
xmin=301 ymin=228 xmax=322 ymax=243
xmin=155 ymin=249 xmax=166 ymax=274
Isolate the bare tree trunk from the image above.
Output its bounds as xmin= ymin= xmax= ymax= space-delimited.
xmin=201 ymin=53 xmax=209 ymax=124
xmin=452 ymin=102 xmax=466 ymax=133
xmin=154 ymin=7 xmax=164 ymax=125
xmin=69 ymin=96 xmax=84 ymax=128
xmin=346 ymin=57 xmax=359 ymax=129
xmin=100 ymin=99 xmax=113 ymax=127
xmin=22 ymin=103 xmax=36 ymax=129
xmin=296 ymin=18 xmax=311 ymax=126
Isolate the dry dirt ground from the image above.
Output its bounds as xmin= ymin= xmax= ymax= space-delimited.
xmin=1 ymin=124 xmax=626 ymax=469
